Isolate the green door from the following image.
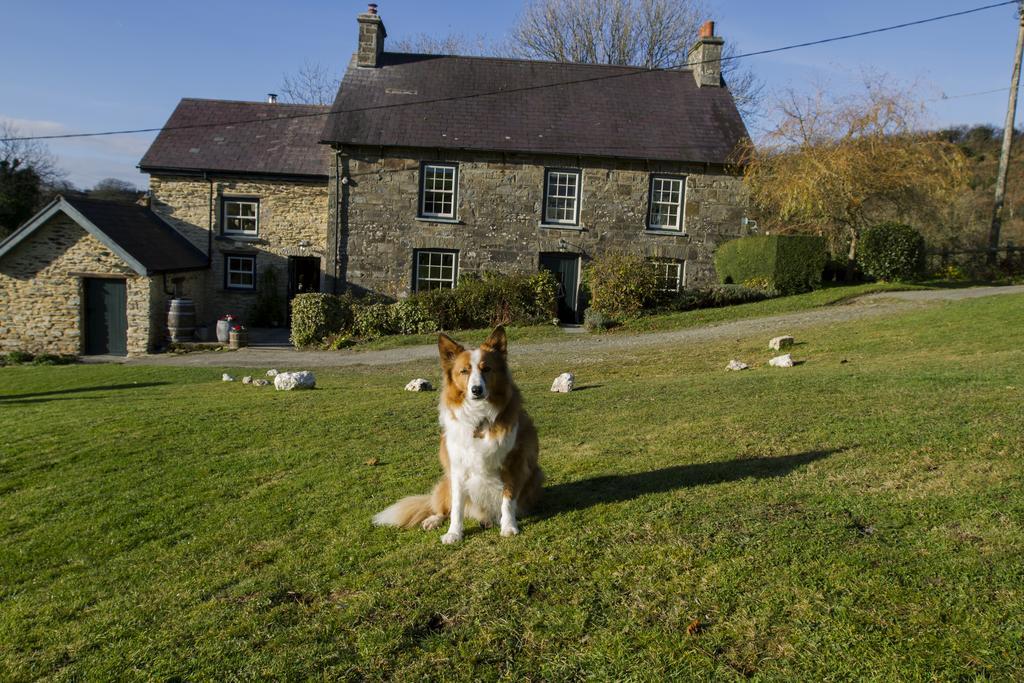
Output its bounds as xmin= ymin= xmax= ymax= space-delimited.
xmin=539 ymin=253 xmax=581 ymax=323
xmin=84 ymin=278 xmax=128 ymax=356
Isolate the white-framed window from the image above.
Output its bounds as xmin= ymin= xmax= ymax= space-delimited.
xmin=543 ymin=169 xmax=582 ymax=226
xmin=651 ymin=259 xmax=684 ymax=292
xmin=419 ymin=163 xmax=458 ymax=219
xmin=648 ymin=176 xmax=686 ymax=231
xmin=225 ymin=255 xmax=256 ymax=290
xmin=222 ymin=198 xmax=259 ymax=236
xmin=414 ymin=249 xmax=458 ymax=291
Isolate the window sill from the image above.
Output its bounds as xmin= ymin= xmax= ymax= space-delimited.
xmin=217 ymin=234 xmax=265 ymax=244
xmin=539 ymin=223 xmax=584 ymax=231
xmin=224 ymin=287 xmax=257 ymax=294
xmin=645 ymin=228 xmax=687 ymax=237
xmin=415 ymin=216 xmax=462 ymax=225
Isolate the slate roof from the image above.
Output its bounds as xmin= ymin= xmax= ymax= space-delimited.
xmin=321 ymin=53 xmax=749 ymax=165
xmin=0 ymin=196 xmax=208 ymax=275
xmin=139 ymin=99 xmax=330 ymax=178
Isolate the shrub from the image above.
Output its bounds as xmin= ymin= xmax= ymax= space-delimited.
xmin=414 ymin=288 xmax=461 ymax=331
xmin=323 ymin=334 xmax=356 ymax=350
xmin=858 ymin=223 xmax=925 ymax=282
xmin=31 ymin=354 xmax=77 ymax=366
xmin=5 ymin=351 xmax=34 ymax=364
xmin=391 ymin=299 xmax=438 ymax=335
xmin=290 ymin=293 xmax=354 ymax=347
xmin=714 ymin=235 xmax=827 ymax=294
xmin=586 ymin=251 xmax=660 ymax=320
xmin=665 ymin=284 xmax=773 ymax=312
xmin=583 ymin=307 xmax=615 ymax=331
xmin=249 ymin=268 xmax=285 ymax=327
xmin=354 ymin=302 xmax=398 ymax=338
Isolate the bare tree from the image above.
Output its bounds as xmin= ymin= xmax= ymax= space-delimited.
xmin=89 ymin=178 xmax=140 ymax=204
xmin=280 ymin=61 xmax=341 ymax=105
xmin=390 ymin=33 xmax=493 ymax=56
xmin=0 ymin=121 xmax=68 ymax=187
xmin=510 ymin=0 xmax=763 ymax=120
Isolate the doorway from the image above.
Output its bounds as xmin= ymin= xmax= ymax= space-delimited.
xmin=288 ymin=256 xmax=321 ymax=299
xmin=83 ymin=278 xmax=128 ymax=356
xmin=539 ymin=252 xmax=582 ymax=323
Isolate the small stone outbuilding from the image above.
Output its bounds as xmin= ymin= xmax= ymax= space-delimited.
xmin=0 ymin=196 xmax=207 ymax=356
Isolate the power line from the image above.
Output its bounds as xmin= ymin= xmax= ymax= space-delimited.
xmin=928 ymin=86 xmax=1013 ymax=101
xmin=1 ymin=0 xmax=1018 ymax=144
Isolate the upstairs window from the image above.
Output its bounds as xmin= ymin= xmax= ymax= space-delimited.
xmin=648 ymin=176 xmax=685 ymax=231
xmin=419 ymin=163 xmax=458 ymax=219
xmin=543 ymin=169 xmax=582 ymax=226
xmin=651 ymin=259 xmax=684 ymax=293
xmin=414 ymin=249 xmax=458 ymax=291
xmin=225 ymin=255 xmax=256 ymax=290
xmin=222 ymin=198 xmax=259 ymax=236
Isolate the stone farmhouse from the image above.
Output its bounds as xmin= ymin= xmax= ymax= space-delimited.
xmin=0 ymin=4 xmax=748 ymax=356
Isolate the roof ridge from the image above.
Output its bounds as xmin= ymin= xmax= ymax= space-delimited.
xmin=383 ymin=51 xmax=695 ymax=73
xmin=179 ymin=97 xmax=330 ymax=109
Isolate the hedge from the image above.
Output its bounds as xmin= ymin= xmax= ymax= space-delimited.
xmin=858 ymin=223 xmax=925 ymax=282
xmin=714 ymin=234 xmax=827 ymax=295
xmin=290 ymin=271 xmax=558 ymax=347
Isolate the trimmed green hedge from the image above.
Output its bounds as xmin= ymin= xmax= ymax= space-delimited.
xmin=290 ymin=271 xmax=558 ymax=348
xmin=586 ymin=251 xmax=660 ymax=320
xmin=859 ymin=223 xmax=925 ymax=282
xmin=714 ymin=235 xmax=827 ymax=294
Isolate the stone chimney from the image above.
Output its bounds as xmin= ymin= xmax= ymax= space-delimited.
xmin=357 ymin=3 xmax=387 ymax=68
xmin=687 ymin=20 xmax=724 ymax=87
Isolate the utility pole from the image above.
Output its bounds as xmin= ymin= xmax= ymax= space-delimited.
xmin=989 ymin=3 xmax=1024 ymax=264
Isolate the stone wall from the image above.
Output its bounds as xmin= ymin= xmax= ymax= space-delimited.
xmin=149 ymin=174 xmax=329 ymax=326
xmin=0 ymin=213 xmax=153 ymax=355
xmin=334 ymin=147 xmax=747 ymax=297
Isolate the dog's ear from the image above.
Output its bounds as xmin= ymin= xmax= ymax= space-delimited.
xmin=482 ymin=325 xmax=507 ymax=355
xmin=438 ymin=333 xmax=465 ymax=368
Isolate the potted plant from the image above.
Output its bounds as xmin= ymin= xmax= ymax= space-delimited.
xmin=216 ymin=314 xmax=237 ymax=343
xmin=229 ymin=324 xmax=248 ymax=349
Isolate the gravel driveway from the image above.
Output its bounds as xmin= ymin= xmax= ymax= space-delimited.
xmin=127 ymin=285 xmax=1024 ymax=369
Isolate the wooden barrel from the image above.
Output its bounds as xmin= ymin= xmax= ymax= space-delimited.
xmin=167 ymin=298 xmax=196 ymax=343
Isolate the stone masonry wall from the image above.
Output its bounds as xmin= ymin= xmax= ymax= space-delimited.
xmin=335 ymin=147 xmax=747 ymax=298
xmin=0 ymin=214 xmax=152 ymax=355
xmin=150 ymin=175 xmax=329 ymax=327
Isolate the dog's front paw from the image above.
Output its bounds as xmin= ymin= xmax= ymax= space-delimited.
xmin=421 ymin=514 xmax=445 ymax=530
xmin=500 ymin=524 xmax=519 ymax=537
xmin=441 ymin=532 xmax=463 ymax=545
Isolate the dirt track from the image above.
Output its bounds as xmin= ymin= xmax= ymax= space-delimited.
xmin=127 ymin=285 xmax=1024 ymax=368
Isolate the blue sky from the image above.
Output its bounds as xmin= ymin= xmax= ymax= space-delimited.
xmin=1 ymin=0 xmax=1021 ymax=188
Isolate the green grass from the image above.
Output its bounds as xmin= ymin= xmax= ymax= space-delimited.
xmin=2 ymin=293 xmax=1023 ymax=679
xmin=353 ymin=282 xmax=924 ymax=351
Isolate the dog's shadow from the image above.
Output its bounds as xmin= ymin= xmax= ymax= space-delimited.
xmin=534 ymin=448 xmax=844 ymax=518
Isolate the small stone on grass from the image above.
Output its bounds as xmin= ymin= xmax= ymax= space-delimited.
xmin=726 ymin=360 xmax=749 ymax=371
xmin=769 ymin=335 xmax=795 ymax=351
xmin=769 ymin=354 xmax=795 ymax=368
xmin=551 ymin=373 xmax=575 ymax=393
xmin=405 ymin=378 xmax=433 ymax=392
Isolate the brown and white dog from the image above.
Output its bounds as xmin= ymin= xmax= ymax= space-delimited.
xmin=373 ymin=326 xmax=543 ymax=544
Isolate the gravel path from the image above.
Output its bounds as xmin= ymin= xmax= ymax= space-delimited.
xmin=128 ymin=285 xmax=1024 ymax=369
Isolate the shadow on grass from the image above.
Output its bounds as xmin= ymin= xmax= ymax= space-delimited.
xmin=0 ymin=382 xmax=170 ymax=403
xmin=537 ymin=448 xmax=844 ymax=517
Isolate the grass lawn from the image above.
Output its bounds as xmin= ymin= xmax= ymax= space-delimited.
xmin=2 ymin=293 xmax=1023 ymax=679
xmin=355 ymin=281 xmax=924 ymax=352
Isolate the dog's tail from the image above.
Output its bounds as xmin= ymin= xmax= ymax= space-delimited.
xmin=372 ymin=494 xmax=434 ymax=529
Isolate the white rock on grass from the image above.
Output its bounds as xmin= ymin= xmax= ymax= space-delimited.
xmin=769 ymin=336 xmax=795 ymax=351
xmin=769 ymin=354 xmax=795 ymax=368
xmin=274 ymin=371 xmax=316 ymax=391
xmin=550 ymin=373 xmax=575 ymax=393
xmin=405 ymin=378 xmax=433 ymax=392
xmin=726 ymin=360 xmax=750 ymax=371
xmin=266 ymin=369 xmax=279 ymax=377
xmin=222 ymin=373 xmax=235 ymax=382
xmin=242 ymin=376 xmax=253 ymax=385
xmin=253 ymin=379 xmax=270 ymax=387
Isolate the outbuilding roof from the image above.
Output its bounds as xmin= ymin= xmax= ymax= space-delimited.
xmin=139 ymin=99 xmax=331 ymax=178
xmin=0 ymin=196 xmax=209 ymax=275
xmin=321 ymin=53 xmax=749 ymax=165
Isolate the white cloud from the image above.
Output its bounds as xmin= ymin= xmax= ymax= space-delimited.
xmin=1 ymin=115 xmax=153 ymax=189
